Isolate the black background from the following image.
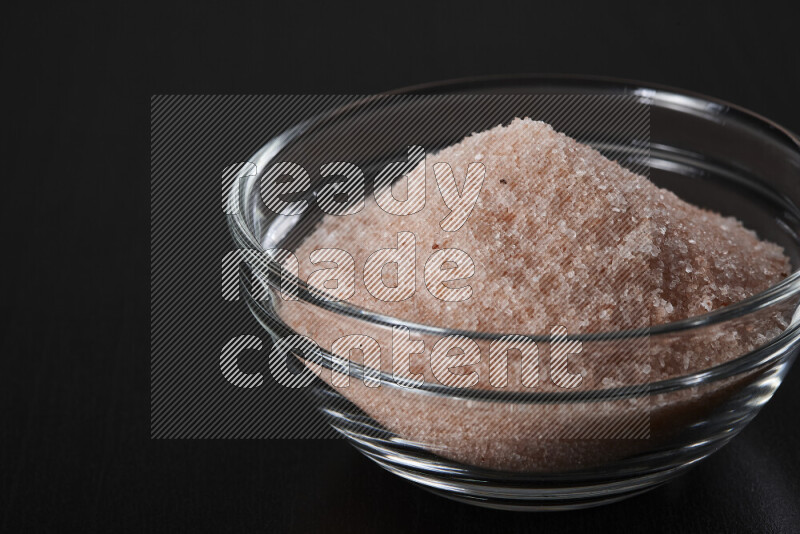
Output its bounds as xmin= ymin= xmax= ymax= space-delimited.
xmin=2 ymin=1 xmax=799 ymax=532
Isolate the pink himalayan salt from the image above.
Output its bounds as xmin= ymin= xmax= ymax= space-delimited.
xmin=293 ymin=118 xmax=788 ymax=341
xmin=277 ymin=119 xmax=792 ymax=471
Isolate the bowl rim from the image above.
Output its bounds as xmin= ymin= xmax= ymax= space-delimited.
xmin=227 ymin=75 xmax=800 ymax=399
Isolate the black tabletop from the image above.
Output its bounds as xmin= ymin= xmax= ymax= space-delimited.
xmin=2 ymin=1 xmax=799 ymax=532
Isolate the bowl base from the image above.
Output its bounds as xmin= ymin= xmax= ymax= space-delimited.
xmin=364 ymin=452 xmax=695 ymax=511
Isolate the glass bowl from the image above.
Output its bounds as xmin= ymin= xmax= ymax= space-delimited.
xmin=226 ymin=76 xmax=800 ymax=510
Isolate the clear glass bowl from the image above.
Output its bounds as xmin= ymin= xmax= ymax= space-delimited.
xmin=227 ymin=76 xmax=800 ymax=510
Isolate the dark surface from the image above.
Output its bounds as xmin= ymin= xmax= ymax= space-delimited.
xmin=2 ymin=1 xmax=799 ymax=532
